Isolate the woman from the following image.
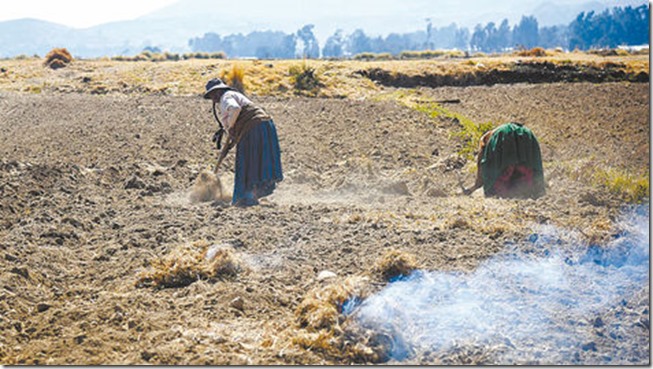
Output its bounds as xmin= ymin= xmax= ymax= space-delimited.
xmin=203 ymin=78 xmax=283 ymax=207
xmin=463 ymin=122 xmax=544 ymax=199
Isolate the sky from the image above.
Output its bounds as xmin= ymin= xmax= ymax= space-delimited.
xmin=1 ymin=0 xmax=177 ymax=28
xmin=1 ymin=0 xmax=648 ymax=30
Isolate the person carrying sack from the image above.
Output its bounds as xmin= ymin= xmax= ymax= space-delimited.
xmin=203 ymin=78 xmax=283 ymax=207
xmin=463 ymin=122 xmax=544 ymax=199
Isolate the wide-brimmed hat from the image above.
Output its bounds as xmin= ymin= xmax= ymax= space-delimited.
xmin=203 ymin=78 xmax=232 ymax=99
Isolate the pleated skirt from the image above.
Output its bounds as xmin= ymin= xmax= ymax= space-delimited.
xmin=232 ymin=120 xmax=283 ymax=206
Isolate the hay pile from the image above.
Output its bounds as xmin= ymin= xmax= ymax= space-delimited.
xmin=44 ymin=48 xmax=73 ymax=69
xmin=373 ymin=249 xmax=418 ymax=281
xmin=295 ymin=275 xmax=371 ymax=331
xmin=291 ymin=250 xmax=421 ymax=363
xmin=293 ymin=276 xmax=376 ymax=361
xmin=136 ymin=241 xmax=242 ymax=288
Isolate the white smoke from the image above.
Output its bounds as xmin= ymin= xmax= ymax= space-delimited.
xmin=351 ymin=205 xmax=649 ymax=364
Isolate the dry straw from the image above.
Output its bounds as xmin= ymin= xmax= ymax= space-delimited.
xmin=136 ymin=240 xmax=242 ymax=288
xmin=291 ymin=250 xmax=421 ymax=363
xmin=373 ymin=249 xmax=418 ymax=281
xmin=293 ymin=275 xmax=376 ymax=361
xmin=221 ymin=63 xmax=246 ymax=93
xmin=44 ymin=48 xmax=73 ymax=69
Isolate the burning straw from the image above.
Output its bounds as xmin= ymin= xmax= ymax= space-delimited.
xmin=136 ymin=241 xmax=242 ymax=288
xmin=346 ymin=204 xmax=650 ymax=364
xmin=292 ymin=275 xmax=382 ymax=362
xmin=292 ymin=250 xmax=422 ymax=363
xmin=373 ymin=249 xmax=418 ymax=282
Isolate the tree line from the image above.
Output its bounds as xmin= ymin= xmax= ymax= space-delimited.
xmin=187 ymin=4 xmax=649 ymax=58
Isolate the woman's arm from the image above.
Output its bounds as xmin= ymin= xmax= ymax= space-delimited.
xmin=220 ymin=92 xmax=243 ymax=136
xmin=464 ymin=129 xmax=494 ymax=195
xmin=215 ymin=136 xmax=236 ymax=174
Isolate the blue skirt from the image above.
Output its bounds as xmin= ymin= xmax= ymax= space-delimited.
xmin=232 ymin=120 xmax=283 ymax=206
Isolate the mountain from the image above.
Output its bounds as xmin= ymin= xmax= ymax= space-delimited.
xmin=0 ymin=0 xmax=647 ymax=58
xmin=0 ymin=19 xmax=73 ymax=57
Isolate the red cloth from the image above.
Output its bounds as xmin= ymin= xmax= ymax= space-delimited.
xmin=492 ymin=164 xmax=534 ymax=197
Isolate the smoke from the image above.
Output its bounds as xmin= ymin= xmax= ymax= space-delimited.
xmin=350 ymin=204 xmax=649 ymax=364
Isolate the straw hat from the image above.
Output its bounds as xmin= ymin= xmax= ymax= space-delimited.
xmin=203 ymin=78 xmax=232 ymax=99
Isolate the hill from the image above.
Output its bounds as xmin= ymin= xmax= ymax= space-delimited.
xmin=0 ymin=0 xmax=646 ymax=58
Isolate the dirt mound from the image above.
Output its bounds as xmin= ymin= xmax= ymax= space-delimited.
xmin=356 ymin=61 xmax=649 ymax=88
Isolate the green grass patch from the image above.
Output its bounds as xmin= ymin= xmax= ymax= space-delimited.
xmin=592 ymin=167 xmax=649 ymax=203
xmin=399 ymin=50 xmax=467 ymax=60
xmin=559 ymin=158 xmax=649 ymax=203
xmin=378 ymin=90 xmax=494 ymax=160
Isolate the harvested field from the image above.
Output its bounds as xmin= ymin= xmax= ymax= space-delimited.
xmin=0 ymin=56 xmax=649 ymax=364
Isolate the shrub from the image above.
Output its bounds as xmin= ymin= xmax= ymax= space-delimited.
xmin=289 ymin=62 xmax=322 ymax=94
xmin=164 ymin=52 xmax=180 ymax=61
xmin=353 ymin=52 xmax=379 ymax=61
xmin=353 ymin=52 xmax=393 ymax=61
xmin=632 ymin=47 xmax=649 ymax=55
xmin=400 ymin=50 xmax=444 ymax=59
xmin=515 ymin=47 xmax=548 ymax=57
xmin=398 ymin=49 xmax=465 ymax=60
xmin=182 ymin=52 xmax=226 ymax=60
xmin=587 ymin=48 xmax=631 ymax=57
xmin=220 ymin=63 xmax=246 ymax=93
xmin=44 ymin=48 xmax=73 ymax=69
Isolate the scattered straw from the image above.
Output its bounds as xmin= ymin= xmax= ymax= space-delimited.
xmin=136 ymin=241 xmax=242 ymax=288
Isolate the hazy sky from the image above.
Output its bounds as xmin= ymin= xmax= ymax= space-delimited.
xmin=2 ymin=0 xmax=177 ymax=28
xmin=2 ymin=0 xmax=647 ymax=30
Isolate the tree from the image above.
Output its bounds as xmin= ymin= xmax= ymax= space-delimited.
xmin=297 ymin=24 xmax=319 ymax=58
xmin=279 ymin=34 xmax=297 ymax=59
xmin=142 ymin=46 xmax=162 ymax=53
xmin=496 ymin=19 xmax=512 ymax=51
xmin=383 ymin=33 xmax=410 ymax=55
xmin=188 ymin=32 xmax=223 ymax=52
xmin=569 ymin=11 xmax=592 ymax=50
xmin=513 ymin=15 xmax=539 ymax=49
xmin=454 ymin=27 xmax=470 ymax=51
xmin=484 ymin=22 xmax=499 ymax=52
xmin=567 ymin=4 xmax=649 ymax=50
xmin=425 ymin=18 xmax=434 ymax=49
xmin=322 ymin=29 xmax=345 ymax=58
xmin=469 ymin=20 xmax=511 ymax=53
xmin=434 ymin=23 xmax=462 ymax=50
xmin=347 ymin=29 xmax=372 ymax=55
xmin=539 ymin=25 xmax=568 ymax=49
xmin=470 ymin=24 xmax=486 ymax=52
